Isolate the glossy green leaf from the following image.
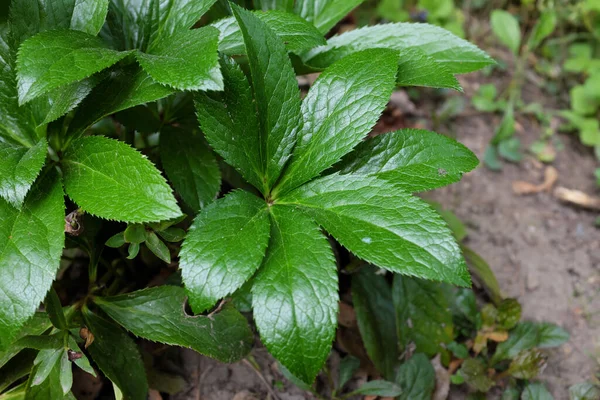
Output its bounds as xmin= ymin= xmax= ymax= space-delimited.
xmin=0 ymin=172 xmax=64 ymax=351
xmin=44 ymin=289 xmax=67 ymax=330
xmin=294 ymin=0 xmax=365 ymax=33
xmin=490 ymin=10 xmax=521 ymax=55
xmin=0 ymin=138 xmax=47 ymax=208
xmin=150 ymin=0 xmax=217 ymax=44
xmin=392 ymin=275 xmax=454 ymax=355
xmin=180 ymin=190 xmax=270 ymax=313
xmin=0 ymin=313 xmax=51 ymax=368
xmin=58 ymin=350 xmax=72 ymax=395
xmin=101 ymin=0 xmax=155 ymax=51
xmin=349 ymin=380 xmax=403 ymax=397
xmin=274 ymin=49 xmax=398 ymax=196
xmin=253 ymin=206 xmax=338 ymax=384
xmin=71 ymin=0 xmax=110 ymax=35
xmin=459 ymin=358 xmax=494 ymax=392
xmin=254 ymin=0 xmax=294 ymax=11
xmin=352 ymin=266 xmax=398 ymax=380
xmin=25 ymin=352 xmax=65 ymax=400
xmin=521 ymin=382 xmax=553 ymax=400
xmin=32 ymin=78 xmax=99 ymax=126
xmin=527 ymin=10 xmax=557 ymax=50
xmin=507 ymin=349 xmax=547 ymax=379
xmin=124 ymin=224 xmax=146 ymax=244
xmin=94 ymin=286 xmax=254 ymax=363
xmin=395 ymin=354 xmax=436 ymax=400
xmin=569 ymin=382 xmax=600 ymax=400
xmin=302 ymin=23 xmax=495 ymax=75
xmin=160 ymin=126 xmax=220 ymax=212
xmin=394 ymin=47 xmax=461 ymax=90
xmin=338 ymin=129 xmax=478 ymax=193
xmin=144 ymin=231 xmax=170 ymax=263
xmin=83 ymin=310 xmax=148 ymax=400
xmin=16 ymin=29 xmax=129 ymax=104
xmin=62 ymin=136 xmax=181 ymax=223
xmin=156 ymin=227 xmax=185 ymax=242
xmin=66 ymin=336 xmax=96 ymax=377
xmin=231 ymin=4 xmax=302 ymax=191
xmin=280 ymin=174 xmax=470 ymax=286
xmin=212 ymin=11 xmax=326 ymax=55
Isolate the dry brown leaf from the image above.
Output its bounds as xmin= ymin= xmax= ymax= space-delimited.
xmin=338 ymin=302 xmax=357 ymax=328
xmin=512 ymin=166 xmax=558 ymax=195
xmin=554 ymin=187 xmax=600 ymax=210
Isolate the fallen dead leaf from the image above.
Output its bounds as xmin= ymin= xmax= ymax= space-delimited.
xmin=512 ymin=166 xmax=558 ymax=195
xmin=432 ymin=354 xmax=450 ymax=400
xmin=554 ymin=187 xmax=600 ymax=210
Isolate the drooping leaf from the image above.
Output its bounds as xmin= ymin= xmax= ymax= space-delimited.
xmin=395 ymin=354 xmax=436 ymax=400
xmin=160 ymin=126 xmax=221 ymax=212
xmin=0 ymin=138 xmax=47 ymax=208
xmin=94 ymin=286 xmax=254 ymax=363
xmin=180 ymin=190 xmax=270 ymax=313
xmin=392 ymin=275 xmax=454 ymax=355
xmin=352 ymin=266 xmax=398 ymax=380
xmin=348 ymin=380 xmax=403 ymax=397
xmin=302 ymin=23 xmax=495 ymax=75
xmin=231 ymin=4 xmax=302 ymax=192
xmin=71 ymin=0 xmax=110 ymax=35
xmin=62 ymin=136 xmax=181 ymax=222
xmin=0 ymin=171 xmax=64 ymax=351
xmin=280 ymin=174 xmax=470 ymax=286
xmin=338 ymin=129 xmax=478 ymax=193
xmin=521 ymin=382 xmax=553 ymax=400
xmin=274 ymin=49 xmax=398 ymax=196
xmin=83 ymin=310 xmax=148 ymax=400
xmin=490 ymin=10 xmax=521 ymax=55
xmin=294 ymin=0 xmax=366 ymax=34
xmin=212 ymin=10 xmax=326 ymax=55
xmin=16 ymin=29 xmax=130 ymax=104
xmin=252 ymin=206 xmax=338 ymax=384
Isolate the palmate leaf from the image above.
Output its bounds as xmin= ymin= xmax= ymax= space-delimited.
xmin=0 ymin=138 xmax=47 ymax=208
xmin=61 ymin=136 xmax=181 ymax=222
xmin=279 ymin=174 xmax=471 ymax=286
xmin=94 ymin=286 xmax=254 ymax=362
xmin=253 ymin=206 xmax=338 ymax=384
xmin=179 ymin=190 xmax=270 ymax=313
xmin=294 ymin=0 xmax=366 ymax=34
xmin=0 ymin=171 xmax=64 ymax=351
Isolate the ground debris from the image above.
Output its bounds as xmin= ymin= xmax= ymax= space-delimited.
xmin=512 ymin=166 xmax=558 ymax=195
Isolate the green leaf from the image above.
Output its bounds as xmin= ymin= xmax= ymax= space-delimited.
xmin=492 ymin=106 xmax=516 ymax=144
xmin=212 ymin=11 xmax=326 ymax=55
xmin=395 ymin=354 xmax=436 ymax=400
xmin=58 ymin=350 xmax=72 ymax=395
xmin=491 ymin=322 xmax=540 ymax=364
xmin=254 ymin=0 xmax=294 ymax=11
xmin=66 ymin=336 xmax=96 ymax=377
xmin=32 ymin=78 xmax=99 ymax=126
xmin=274 ymin=49 xmax=398 ymax=196
xmin=351 ymin=266 xmax=398 ymax=380
xmin=427 ymin=201 xmax=467 ymax=242
xmin=62 ymin=136 xmax=181 ymax=223
xmin=496 ymin=298 xmax=521 ymax=330
xmin=484 ymin=145 xmax=502 ymax=171
xmin=338 ymin=129 xmax=478 ymax=193
xmin=144 ymin=231 xmax=171 ymax=263
xmin=0 ymin=349 xmax=36 ymax=392
xmin=459 ymin=358 xmax=495 ymax=392
xmin=124 ymin=224 xmax=146 ymax=244
xmin=70 ymin=0 xmax=109 ymax=35
xmin=16 ymin=29 xmax=130 ymax=104
xmin=252 ymin=206 xmax=338 ymax=384
xmin=25 ymin=352 xmax=65 ymax=400
xmin=349 ymin=380 xmax=403 ymax=397
xmin=280 ymin=174 xmax=470 ymax=286
xmin=156 ymin=227 xmax=185 ymax=242
xmin=394 ymin=47 xmax=461 ymax=90
xmin=136 ymin=27 xmax=222 ymax=91
xmin=294 ymin=0 xmax=366 ymax=34
xmin=527 ymin=10 xmax=557 ymax=50
xmin=338 ymin=356 xmax=360 ymax=390
xmin=83 ymin=310 xmax=148 ymax=400
xmin=160 ymin=126 xmax=220 ymax=212
xmin=536 ymin=322 xmax=570 ymax=348
xmin=521 ymin=382 xmax=553 ymax=400
xmin=0 ymin=171 xmax=64 ymax=351
xmin=150 ymin=0 xmax=217 ymax=44
xmin=105 ymin=232 xmax=126 ymax=248
xmin=127 ymin=243 xmax=140 ymax=259
xmin=498 ymin=137 xmax=523 ymax=163
xmin=180 ymin=190 xmax=270 ymax=313
xmin=392 ymin=275 xmax=454 ymax=355
xmin=94 ymin=286 xmax=254 ymax=363
xmin=507 ymin=349 xmax=547 ymax=380
xmin=0 ymin=313 xmax=51 ymax=368
xmin=231 ymin=4 xmax=302 ymax=192
xmin=0 ymin=138 xmax=47 ymax=208
xmin=45 ymin=289 xmax=67 ymax=330
xmin=195 ymin=56 xmax=263 ymax=191
xmin=461 ymin=245 xmax=501 ymax=305
xmin=302 ymin=23 xmax=495 ymax=75
xmin=490 ymin=10 xmax=521 ymax=55
xmin=569 ymin=382 xmax=600 ymax=400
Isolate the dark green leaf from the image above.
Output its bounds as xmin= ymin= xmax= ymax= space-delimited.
xmin=280 ymin=174 xmax=470 ymax=286
xmin=180 ymin=190 xmax=270 ymax=313
xmin=275 ymin=49 xmax=398 ymax=195
xmin=25 ymin=352 xmax=65 ymax=400
xmin=337 ymin=129 xmax=478 ymax=193
xmin=395 ymin=354 xmax=436 ymax=400
xmin=31 ymin=348 xmax=62 ymax=387
xmin=490 ymin=10 xmax=521 ymax=55
xmin=0 ymin=171 xmax=64 ymax=351
xmin=66 ymin=336 xmax=96 ymax=377
xmin=252 ymin=206 xmax=338 ymax=384
xmin=144 ymin=231 xmax=170 ymax=263
xmin=101 ymin=0 xmax=155 ymax=51
xmin=302 ymin=23 xmax=495 ymax=75
xmin=16 ymin=29 xmax=129 ymax=104
xmin=569 ymin=382 xmax=600 ymax=400
xmin=352 ymin=266 xmax=398 ymax=380
xmin=45 ymin=289 xmax=67 ymax=330
xmin=491 ymin=322 xmax=540 ymax=364
xmin=160 ymin=126 xmax=221 ymax=212
xmin=294 ymin=0 xmax=366 ymax=33
xmin=507 ymin=349 xmax=547 ymax=380
xmin=496 ymin=298 xmax=521 ymax=330
xmin=124 ymin=224 xmax=146 ymax=244
xmin=0 ymin=138 xmax=47 ymax=208
xmin=15 ymin=333 xmax=63 ymax=351
xmin=94 ymin=286 xmax=253 ymax=363
xmin=231 ymin=4 xmax=302 ymax=192
xmin=338 ymin=356 xmax=360 ymax=390
xmin=62 ymin=136 xmax=181 ymax=223
xmin=156 ymin=227 xmax=185 ymax=243
xmin=150 ymin=0 xmax=217 ymax=44
xmin=395 ymin=47 xmax=461 ymax=90
xmin=127 ymin=243 xmax=140 ymax=259
xmin=0 ymin=349 xmax=36 ymax=392
xmin=459 ymin=358 xmax=494 ymax=392
xmin=521 ymin=382 xmax=553 ymax=400
xmin=536 ymin=322 xmax=569 ymax=348
xmin=349 ymin=380 xmax=403 ymax=397
xmin=447 ymin=341 xmax=469 ymax=359
xmin=0 ymin=313 xmax=51 ymax=368
xmin=502 ymin=388 xmax=521 ymax=400
xmin=83 ymin=310 xmax=148 ymax=400
xmin=105 ymin=232 xmax=126 ymax=248
xmin=392 ymin=275 xmax=453 ymax=355
xmin=461 ymin=244 xmax=502 ymax=305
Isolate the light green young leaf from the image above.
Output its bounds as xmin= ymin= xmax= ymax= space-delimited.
xmin=231 ymin=4 xmax=302 ymax=192
xmin=280 ymin=174 xmax=471 ymax=286
xmin=302 ymin=23 xmax=495 ymax=74
xmin=94 ymin=286 xmax=254 ymax=363
xmin=160 ymin=126 xmax=221 ymax=212
xmin=352 ymin=266 xmax=398 ymax=380
xmin=490 ymin=10 xmax=521 ymax=55
xmin=0 ymin=171 xmax=64 ymax=351
xmin=71 ymin=0 xmax=110 ymax=35
xmin=62 ymin=136 xmax=181 ymax=223
xmin=274 ymin=49 xmax=398 ymax=196
xmin=16 ymin=29 xmax=130 ymax=104
xmin=392 ymin=275 xmax=454 ymax=355
xmin=212 ymin=11 xmax=326 ymax=55
xmin=83 ymin=310 xmax=148 ymax=400
xmin=337 ymin=129 xmax=478 ymax=193
xmin=395 ymin=353 xmax=436 ymax=400
xmin=294 ymin=0 xmax=366 ymax=33
xmin=348 ymin=380 xmax=403 ymax=397
xmin=521 ymin=382 xmax=553 ymax=400
xmin=0 ymin=138 xmax=47 ymax=208
xmin=253 ymin=206 xmax=338 ymax=384
xmin=144 ymin=231 xmax=171 ymax=263
xmin=527 ymin=10 xmax=557 ymax=50
xmin=180 ymin=190 xmax=270 ymax=313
